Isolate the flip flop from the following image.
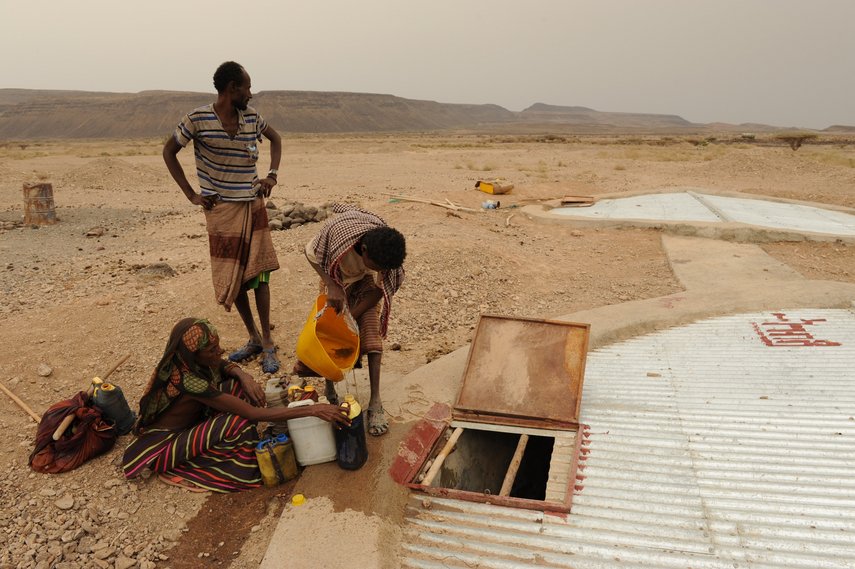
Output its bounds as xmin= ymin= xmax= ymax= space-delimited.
xmin=366 ymin=406 xmax=389 ymax=437
xmin=261 ymin=347 xmax=280 ymax=374
xmin=158 ymin=473 xmax=208 ymax=493
xmin=228 ymin=341 xmax=262 ymax=363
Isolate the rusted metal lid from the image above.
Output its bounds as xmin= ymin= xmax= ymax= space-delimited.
xmin=454 ymin=315 xmax=589 ymax=430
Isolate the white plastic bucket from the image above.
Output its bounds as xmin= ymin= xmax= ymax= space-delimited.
xmin=286 ymin=400 xmax=336 ymax=466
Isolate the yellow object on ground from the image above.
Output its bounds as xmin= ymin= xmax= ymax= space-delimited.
xmin=475 ymin=179 xmax=514 ymax=195
xmin=296 ymin=294 xmax=360 ymax=382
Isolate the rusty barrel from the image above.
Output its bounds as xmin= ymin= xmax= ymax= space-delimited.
xmin=23 ymin=182 xmax=57 ymax=225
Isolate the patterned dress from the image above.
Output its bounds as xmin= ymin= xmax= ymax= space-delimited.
xmin=122 ymin=319 xmax=262 ymax=492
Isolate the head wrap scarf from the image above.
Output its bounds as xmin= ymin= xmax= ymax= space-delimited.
xmin=134 ymin=318 xmax=221 ymax=434
xmin=309 ymin=204 xmax=405 ymax=337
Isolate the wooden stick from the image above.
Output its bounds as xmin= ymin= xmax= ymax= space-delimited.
xmin=52 ymin=353 xmax=132 ymax=440
xmin=384 ymin=193 xmax=479 ymax=213
xmin=100 ymin=353 xmax=132 ymax=383
xmin=383 ymin=193 xmax=443 ymax=206
xmin=421 ymin=426 xmax=464 ymax=487
xmin=499 ymin=434 xmax=529 ymax=497
xmin=0 ymin=382 xmax=42 ymax=422
xmin=560 ymin=195 xmax=596 ymax=207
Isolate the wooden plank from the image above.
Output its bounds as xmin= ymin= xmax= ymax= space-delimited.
xmin=499 ymin=434 xmax=529 ymax=496
xmin=560 ymin=195 xmax=595 ymax=207
xmin=450 ymin=419 xmax=570 ymax=438
xmin=421 ymin=426 xmax=464 ymax=487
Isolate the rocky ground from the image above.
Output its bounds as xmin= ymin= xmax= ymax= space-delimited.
xmin=0 ymin=134 xmax=854 ymax=568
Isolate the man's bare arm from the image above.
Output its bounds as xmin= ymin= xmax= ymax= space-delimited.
xmin=163 ymin=137 xmax=217 ymax=209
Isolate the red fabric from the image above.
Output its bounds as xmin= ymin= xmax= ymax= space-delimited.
xmin=29 ymin=391 xmax=117 ymax=474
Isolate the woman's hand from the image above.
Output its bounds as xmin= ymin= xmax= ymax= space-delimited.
xmin=238 ymin=374 xmax=266 ymax=407
xmin=312 ymin=404 xmax=351 ymax=428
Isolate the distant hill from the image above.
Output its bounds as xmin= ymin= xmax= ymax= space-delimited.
xmin=519 ymin=102 xmax=693 ymax=130
xmin=0 ymin=88 xmax=818 ymax=139
xmin=824 ymin=125 xmax=855 ymax=133
xmin=254 ymin=91 xmax=517 ymax=133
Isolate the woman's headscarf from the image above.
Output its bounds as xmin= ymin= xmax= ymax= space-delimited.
xmin=134 ymin=318 xmax=221 ymax=434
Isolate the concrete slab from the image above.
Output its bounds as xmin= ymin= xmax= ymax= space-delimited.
xmin=661 ymin=235 xmax=803 ymax=290
xmin=260 ymin=497 xmax=386 ymax=569
xmin=700 ymin=193 xmax=855 ymax=235
xmin=532 ymin=189 xmax=855 ymax=243
xmin=554 ymin=192 xmax=721 ymax=222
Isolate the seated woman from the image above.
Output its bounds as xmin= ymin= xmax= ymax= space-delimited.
xmin=122 ymin=317 xmax=348 ymax=492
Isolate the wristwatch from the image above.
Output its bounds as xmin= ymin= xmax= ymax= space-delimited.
xmin=267 ymin=169 xmax=278 ymax=180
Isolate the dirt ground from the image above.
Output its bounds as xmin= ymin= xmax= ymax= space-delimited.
xmin=1 ymin=134 xmax=854 ymax=568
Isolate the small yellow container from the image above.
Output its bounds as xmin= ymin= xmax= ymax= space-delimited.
xmin=475 ymin=179 xmax=514 ymax=195
xmin=341 ymin=394 xmax=362 ymax=420
xmin=256 ymin=434 xmax=298 ymax=487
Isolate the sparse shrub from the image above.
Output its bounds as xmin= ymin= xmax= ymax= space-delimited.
xmin=775 ymin=131 xmax=818 ymax=151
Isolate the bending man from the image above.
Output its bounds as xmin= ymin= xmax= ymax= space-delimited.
xmin=295 ymin=204 xmax=405 ymax=436
xmin=163 ymin=60 xmax=282 ymax=374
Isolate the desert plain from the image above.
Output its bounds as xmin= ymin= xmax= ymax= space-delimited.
xmin=1 ymin=132 xmax=854 ymax=568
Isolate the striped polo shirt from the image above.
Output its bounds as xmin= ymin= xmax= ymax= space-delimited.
xmin=173 ymin=104 xmax=268 ymax=202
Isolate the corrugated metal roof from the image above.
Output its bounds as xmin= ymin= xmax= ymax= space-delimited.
xmin=402 ymin=309 xmax=855 ymax=569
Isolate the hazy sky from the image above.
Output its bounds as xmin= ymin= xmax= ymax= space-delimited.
xmin=2 ymin=0 xmax=853 ymax=129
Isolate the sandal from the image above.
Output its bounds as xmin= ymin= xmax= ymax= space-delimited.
xmin=261 ymin=347 xmax=280 ymax=374
xmin=366 ymin=406 xmax=389 ymax=437
xmin=228 ymin=341 xmax=262 ymax=363
xmin=158 ymin=473 xmax=208 ymax=493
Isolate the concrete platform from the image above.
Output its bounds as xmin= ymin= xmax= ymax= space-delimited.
xmin=260 ymin=235 xmax=855 ymax=568
xmin=526 ymin=188 xmax=855 ymax=244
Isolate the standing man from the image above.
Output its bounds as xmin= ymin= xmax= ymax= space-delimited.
xmin=294 ymin=204 xmax=406 ymax=436
xmin=163 ymin=61 xmax=282 ymax=374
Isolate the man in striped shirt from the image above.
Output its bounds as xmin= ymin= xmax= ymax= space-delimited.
xmin=163 ymin=61 xmax=283 ymax=374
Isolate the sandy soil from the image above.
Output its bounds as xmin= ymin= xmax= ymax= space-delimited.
xmin=1 ymin=134 xmax=854 ymax=568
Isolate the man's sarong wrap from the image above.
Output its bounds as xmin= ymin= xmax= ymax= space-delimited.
xmin=205 ymin=199 xmax=279 ymax=310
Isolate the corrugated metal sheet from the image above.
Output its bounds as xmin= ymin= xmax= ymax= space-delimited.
xmin=402 ymin=309 xmax=855 ymax=569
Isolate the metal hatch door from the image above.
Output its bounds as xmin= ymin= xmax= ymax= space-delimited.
xmin=454 ymin=315 xmax=589 ymax=431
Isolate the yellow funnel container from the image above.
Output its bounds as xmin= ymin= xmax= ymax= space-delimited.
xmin=296 ymin=294 xmax=360 ymax=381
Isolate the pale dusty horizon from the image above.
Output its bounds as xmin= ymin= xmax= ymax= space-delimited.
xmin=1 ymin=0 xmax=853 ymax=130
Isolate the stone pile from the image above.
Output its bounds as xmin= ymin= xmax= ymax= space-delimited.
xmin=265 ymin=201 xmax=331 ymax=231
xmin=0 ymin=220 xmax=23 ymax=231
